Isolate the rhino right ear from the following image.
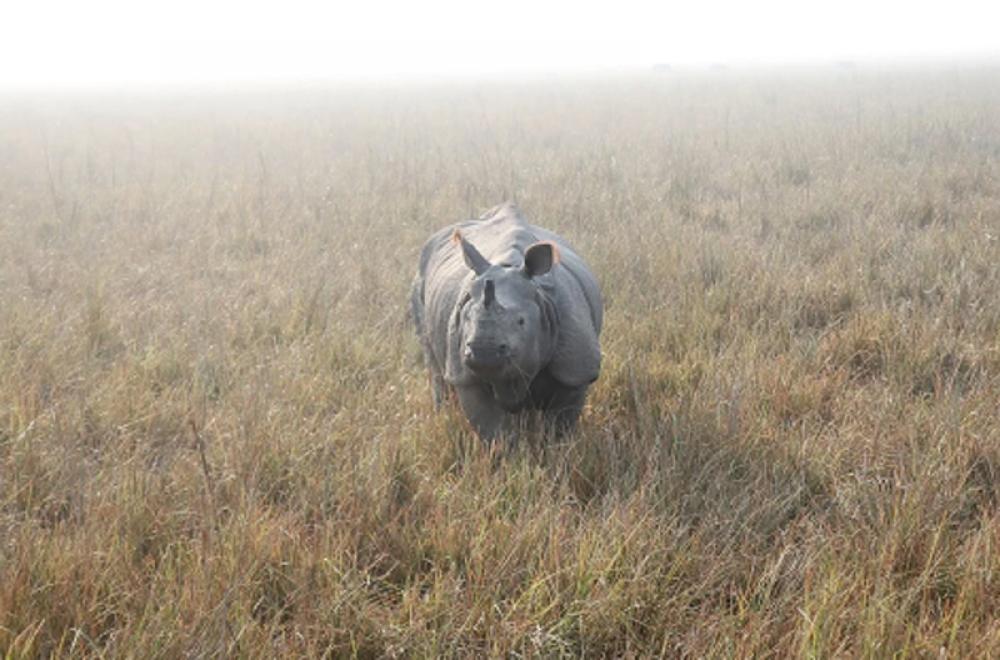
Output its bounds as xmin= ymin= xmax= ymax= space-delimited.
xmin=524 ymin=241 xmax=560 ymax=278
xmin=452 ymin=230 xmax=491 ymax=275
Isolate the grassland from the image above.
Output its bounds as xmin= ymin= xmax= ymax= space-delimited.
xmin=2 ymin=65 xmax=1000 ymax=657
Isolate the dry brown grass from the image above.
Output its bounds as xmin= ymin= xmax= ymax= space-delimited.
xmin=2 ymin=65 xmax=1000 ymax=657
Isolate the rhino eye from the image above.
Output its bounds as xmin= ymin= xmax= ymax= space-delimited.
xmin=518 ymin=317 xmax=525 ymax=326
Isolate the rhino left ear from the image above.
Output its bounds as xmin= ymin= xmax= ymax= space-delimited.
xmin=452 ymin=229 xmax=491 ymax=275
xmin=524 ymin=241 xmax=560 ymax=278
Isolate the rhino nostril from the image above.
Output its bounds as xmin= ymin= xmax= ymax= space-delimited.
xmin=498 ymin=343 xmax=509 ymax=355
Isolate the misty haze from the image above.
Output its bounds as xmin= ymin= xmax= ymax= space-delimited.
xmin=2 ymin=2 xmax=1000 ymax=655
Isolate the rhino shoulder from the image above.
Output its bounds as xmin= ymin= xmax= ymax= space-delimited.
xmin=545 ymin=261 xmax=603 ymax=387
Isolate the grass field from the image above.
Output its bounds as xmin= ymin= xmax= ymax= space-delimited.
xmin=2 ymin=65 xmax=1000 ymax=656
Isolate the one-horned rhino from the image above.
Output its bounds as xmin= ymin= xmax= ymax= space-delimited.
xmin=410 ymin=203 xmax=603 ymax=441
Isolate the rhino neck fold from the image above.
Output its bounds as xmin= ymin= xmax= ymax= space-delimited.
xmin=490 ymin=377 xmax=531 ymax=412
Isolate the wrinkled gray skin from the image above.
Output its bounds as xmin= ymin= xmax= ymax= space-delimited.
xmin=410 ymin=203 xmax=603 ymax=442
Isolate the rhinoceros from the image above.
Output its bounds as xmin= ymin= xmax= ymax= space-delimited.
xmin=410 ymin=203 xmax=603 ymax=441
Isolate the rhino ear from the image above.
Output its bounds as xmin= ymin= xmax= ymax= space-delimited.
xmin=452 ymin=230 xmax=490 ymax=275
xmin=524 ymin=241 xmax=560 ymax=278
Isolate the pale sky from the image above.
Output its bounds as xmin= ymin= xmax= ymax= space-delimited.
xmin=2 ymin=0 xmax=998 ymax=87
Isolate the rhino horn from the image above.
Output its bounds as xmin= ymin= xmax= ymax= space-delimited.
xmin=484 ymin=279 xmax=495 ymax=307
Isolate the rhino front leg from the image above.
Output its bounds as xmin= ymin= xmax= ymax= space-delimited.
xmin=429 ymin=369 xmax=447 ymax=409
xmin=454 ymin=383 xmax=509 ymax=442
xmin=543 ymin=384 xmax=589 ymax=435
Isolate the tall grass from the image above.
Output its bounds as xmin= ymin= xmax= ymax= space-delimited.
xmin=2 ymin=66 xmax=1000 ymax=656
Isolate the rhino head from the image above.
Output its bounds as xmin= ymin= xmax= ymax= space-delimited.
xmin=449 ymin=230 xmax=559 ymax=406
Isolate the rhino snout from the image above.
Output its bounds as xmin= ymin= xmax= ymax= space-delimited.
xmin=464 ymin=341 xmax=510 ymax=373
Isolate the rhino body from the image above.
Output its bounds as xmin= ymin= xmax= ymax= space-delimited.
xmin=410 ymin=203 xmax=603 ymax=441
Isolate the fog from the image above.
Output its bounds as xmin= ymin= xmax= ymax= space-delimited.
xmin=3 ymin=0 xmax=998 ymax=88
